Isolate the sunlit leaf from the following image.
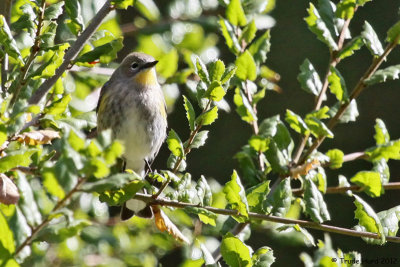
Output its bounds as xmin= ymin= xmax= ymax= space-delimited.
xmin=298 ymin=59 xmax=322 ymax=96
xmin=221 ymin=232 xmax=252 ymax=267
xmin=350 ymin=171 xmax=382 ymax=197
xmin=223 ymin=170 xmax=249 ymax=222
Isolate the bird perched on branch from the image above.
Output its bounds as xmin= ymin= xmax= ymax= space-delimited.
xmin=97 ymin=52 xmax=167 ymax=220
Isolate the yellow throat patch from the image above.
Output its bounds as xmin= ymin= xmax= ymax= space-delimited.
xmin=134 ymin=68 xmax=158 ymax=86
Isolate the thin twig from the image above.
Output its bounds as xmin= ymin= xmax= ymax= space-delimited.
xmin=0 ymin=0 xmax=12 ymax=95
xmin=14 ymin=178 xmax=87 ymax=256
xmin=134 ymin=193 xmax=400 ymax=243
xmin=28 ymin=0 xmax=115 ymax=104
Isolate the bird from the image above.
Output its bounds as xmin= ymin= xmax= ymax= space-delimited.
xmin=96 ymin=52 xmax=167 ymax=220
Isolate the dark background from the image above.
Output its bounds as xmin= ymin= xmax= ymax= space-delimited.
xmin=120 ymin=1 xmax=400 ymax=266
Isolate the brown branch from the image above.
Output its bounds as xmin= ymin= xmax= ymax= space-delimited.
xmin=134 ymin=193 xmax=400 ymax=243
xmin=28 ymin=0 xmax=115 ymax=104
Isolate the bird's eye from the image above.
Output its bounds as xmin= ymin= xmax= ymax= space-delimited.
xmin=131 ymin=62 xmax=139 ymax=69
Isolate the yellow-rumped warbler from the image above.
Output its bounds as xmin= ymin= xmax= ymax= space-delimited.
xmin=96 ymin=52 xmax=167 ymax=220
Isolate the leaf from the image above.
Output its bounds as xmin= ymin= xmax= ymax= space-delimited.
xmin=184 ymin=207 xmax=217 ymax=226
xmin=328 ymin=67 xmax=348 ymax=102
xmin=42 ymin=167 xmax=65 ymax=199
xmin=386 ymin=21 xmax=400 ymax=44
xmin=16 ymin=130 xmax=60 ymax=146
xmin=196 ymin=106 xmax=218 ymax=126
xmin=276 ymin=224 xmax=316 ymax=247
xmin=205 ymin=81 xmax=226 ymax=101
xmin=111 ymin=0 xmax=134 ymax=9
xmin=167 ymin=129 xmax=184 ymax=158
xmin=0 ymin=211 xmax=16 ymax=262
xmin=365 ymin=65 xmax=400 ymax=85
xmin=221 ymin=233 xmax=252 ymax=267
xmin=297 ymin=59 xmax=322 ymax=96
xmin=45 ymin=94 xmax=71 ymax=115
xmin=157 ymin=49 xmax=178 ymax=79
xmin=32 ymin=43 xmax=70 ymax=79
xmin=75 ymin=37 xmax=124 ymax=64
xmin=189 ymin=131 xmax=209 ymax=149
xmin=336 ymin=0 xmax=356 ymax=19
xmin=196 ymin=175 xmax=212 ymax=206
xmin=209 ymin=60 xmax=226 ymax=82
xmin=221 ymin=66 xmax=237 ymax=84
xmin=16 ymin=173 xmax=42 ymax=226
xmin=264 ymin=178 xmax=292 ymax=217
xmin=361 ymin=21 xmax=384 ymax=57
xmin=81 ymin=173 xmax=141 ymax=192
xmin=44 ymin=1 xmax=64 ymax=21
xmin=304 ymin=178 xmax=331 ymax=223
xmin=241 ymin=20 xmax=257 ymax=43
xmin=304 ymin=3 xmax=338 ymax=50
xmin=135 ymin=0 xmax=160 ymax=20
xmin=373 ymin=159 xmax=390 ymax=185
xmin=252 ymin=246 xmax=275 ymax=267
xmin=353 ymin=195 xmax=385 ymax=244
xmin=37 ymin=218 xmax=91 ymax=243
xmin=305 ymin=117 xmax=334 ymax=139
xmin=223 ymin=170 xmax=249 ymax=222
xmin=226 ymin=0 xmax=247 ymax=27
xmin=248 ymin=135 xmax=269 ymax=153
xmin=246 ymin=180 xmax=270 ymax=213
xmin=328 ymin=99 xmax=359 ymax=123
xmin=377 ymin=206 xmax=400 ymax=237
xmin=195 ymin=57 xmax=210 ymax=83
xmin=182 ymin=96 xmax=196 ymax=131
xmin=234 ymin=87 xmax=256 ymax=123
xmin=64 ymin=0 xmax=84 ymax=34
xmin=153 ymin=206 xmax=190 ymax=244
xmin=374 ymin=118 xmax=390 ymax=145
xmin=285 ymin=109 xmax=309 ymax=135
xmin=338 ymin=36 xmax=364 ymax=60
xmin=99 ymin=180 xmax=144 ymax=206
xmin=0 ymin=174 xmax=19 ymax=205
xmin=219 ymin=19 xmax=241 ymax=54
xmin=350 ymin=171 xmax=382 ymax=197
xmin=326 ymin=149 xmax=344 ymax=169
xmin=365 ymin=139 xmax=400 ymax=161
xmin=0 ymin=15 xmax=23 ymax=62
xmin=235 ymin=50 xmax=257 ymax=81
xmin=0 ymin=150 xmax=35 ymax=173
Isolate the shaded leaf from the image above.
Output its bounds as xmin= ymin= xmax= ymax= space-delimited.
xmin=386 ymin=21 xmax=400 ymax=44
xmin=246 ymin=180 xmax=270 ymax=213
xmin=44 ymin=1 xmax=64 ymax=21
xmin=304 ymin=178 xmax=331 ymax=223
xmin=362 ymin=21 xmax=384 ymax=56
xmin=0 ymin=15 xmax=23 ymax=62
xmin=264 ymin=178 xmax=292 ymax=217
xmin=75 ymin=37 xmax=123 ymax=64
xmin=365 ymin=65 xmax=400 ymax=85
xmin=298 ymin=59 xmax=322 ymax=96
xmin=221 ymin=232 xmax=252 ymax=267
xmin=189 ymin=131 xmax=209 ymax=149
xmin=0 ymin=174 xmax=19 ymax=205
xmin=252 ymin=246 xmax=275 ymax=267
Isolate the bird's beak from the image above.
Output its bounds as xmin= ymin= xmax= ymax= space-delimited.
xmin=141 ymin=60 xmax=158 ymax=69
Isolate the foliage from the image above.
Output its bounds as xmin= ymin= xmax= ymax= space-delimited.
xmin=1 ymin=0 xmax=400 ymax=266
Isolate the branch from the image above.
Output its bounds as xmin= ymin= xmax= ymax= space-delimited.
xmin=299 ymin=35 xmax=400 ymax=164
xmin=13 ymin=178 xmax=87 ymax=256
xmin=28 ymin=0 xmax=115 ymax=104
xmin=293 ymin=181 xmax=400 ymax=196
xmin=134 ymin=193 xmax=400 ymax=243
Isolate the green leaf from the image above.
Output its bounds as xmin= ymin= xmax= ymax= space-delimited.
xmin=305 ymin=117 xmax=333 ymax=139
xmin=336 ymin=0 xmax=356 ymax=19
xmin=219 ymin=19 xmax=241 ymax=54
xmin=264 ymin=178 xmax=292 ymax=217
xmin=135 ymin=0 xmax=160 ymax=20
xmin=9 ymin=207 xmax=31 ymax=248
xmin=17 ymin=173 xmax=42 ymax=226
xmin=183 ymin=96 xmax=196 ymax=131
xmin=44 ymin=1 xmax=64 ymax=20
xmin=365 ymin=65 xmax=400 ymax=85
xmin=252 ymin=246 xmax=275 ymax=267
xmin=235 ymin=50 xmax=257 ymax=81
xmin=246 ymin=180 xmax=270 ymax=213
xmin=306 ymin=106 xmax=330 ymax=120
xmin=285 ymin=109 xmax=309 ymax=135
xmin=353 ymin=195 xmax=385 ymax=244
xmin=338 ymin=36 xmax=364 ymax=60
xmin=82 ymin=173 xmax=141 ymax=192
xmin=328 ymin=100 xmax=359 ymax=123
xmin=209 ymin=60 xmax=226 ymax=82
xmin=0 ymin=150 xmax=35 ymax=173
xmin=223 ymin=170 xmax=249 ymax=222
xmin=373 ymin=159 xmax=390 ymax=185
xmin=195 ymin=57 xmax=210 ymax=83
xmin=377 ymin=206 xmax=400 ymax=237
xmin=166 ymin=129 xmax=185 ymax=158
xmin=37 ymin=218 xmax=91 ymax=243
xmin=44 ymin=94 xmax=71 ymax=115
xmin=326 ymin=149 xmax=344 ymax=169
xmin=350 ymin=171 xmax=382 ymax=197
xmin=241 ymin=20 xmax=257 ymax=43
xmin=64 ymin=0 xmax=84 ymax=34
xmin=248 ymin=135 xmax=269 ymax=153
xmin=304 ymin=178 xmax=331 ymax=223
xmin=305 ymin=3 xmax=338 ymax=50
xmin=99 ymin=180 xmax=144 ymax=206
xmin=196 ymin=106 xmax=218 ymax=126
xmin=157 ymin=49 xmax=178 ymax=78
xmin=365 ymin=139 xmax=400 ymax=161
xmin=0 ymin=211 xmax=16 ymax=262
xmin=196 ymin=175 xmax=213 ymax=206
xmin=32 ymin=43 xmax=70 ymax=79
xmin=357 ymin=0 xmax=371 ymax=6
xmin=221 ymin=66 xmax=237 ymax=84
xmin=185 ymin=207 xmax=217 ymax=226
xmin=111 ymin=0 xmax=134 ymax=9
xmin=374 ymin=118 xmax=390 ymax=145
xmin=0 ymin=15 xmax=23 ymax=62
xmin=75 ymin=37 xmax=124 ymax=64
xmin=276 ymin=224 xmax=316 ymax=247
xmin=221 ymin=233 xmax=252 ymax=267
xmin=297 ymin=59 xmax=322 ymax=96
xmin=226 ymin=0 xmax=247 ymax=27
xmin=362 ymin=21 xmax=384 ymax=57
xmin=249 ymin=30 xmax=271 ymax=64
xmin=234 ymin=87 xmax=256 ymax=123
xmin=328 ymin=67 xmax=348 ymax=102
xmin=205 ymin=81 xmax=226 ymax=101
xmin=42 ymin=167 xmax=66 ymax=199
xmin=189 ymin=130 xmax=209 ymax=149
xmin=386 ymin=21 xmax=400 ymax=44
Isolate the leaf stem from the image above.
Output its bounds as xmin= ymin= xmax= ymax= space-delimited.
xmin=134 ymin=193 xmax=400 ymax=243
xmin=13 ymin=177 xmax=87 ymax=256
xmin=28 ymin=0 xmax=115 ymax=104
